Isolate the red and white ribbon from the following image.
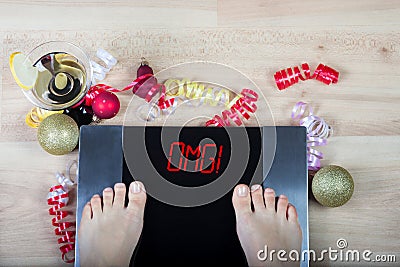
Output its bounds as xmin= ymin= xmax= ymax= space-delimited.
xmin=206 ymin=89 xmax=259 ymax=127
xmin=47 ymin=161 xmax=77 ymax=263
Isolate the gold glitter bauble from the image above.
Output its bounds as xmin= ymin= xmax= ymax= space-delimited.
xmin=312 ymin=165 xmax=354 ymax=207
xmin=37 ymin=114 xmax=79 ymax=155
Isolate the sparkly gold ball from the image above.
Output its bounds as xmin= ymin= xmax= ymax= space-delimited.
xmin=37 ymin=114 xmax=79 ymax=155
xmin=312 ymin=165 xmax=354 ymax=207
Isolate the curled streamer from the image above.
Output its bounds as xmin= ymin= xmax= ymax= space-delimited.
xmin=47 ymin=161 xmax=77 ymax=263
xmin=136 ymin=79 xmax=235 ymax=122
xmin=291 ymin=102 xmax=332 ymax=170
xmin=206 ymin=89 xmax=258 ymax=127
xmin=25 ymin=107 xmax=63 ymax=128
xmin=274 ymin=63 xmax=339 ymax=90
xmin=164 ymin=79 xmax=232 ymax=107
xmin=90 ymin=48 xmax=117 ymax=84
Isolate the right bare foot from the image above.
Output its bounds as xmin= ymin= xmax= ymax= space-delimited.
xmin=78 ymin=181 xmax=147 ymax=267
xmin=232 ymin=184 xmax=302 ymax=267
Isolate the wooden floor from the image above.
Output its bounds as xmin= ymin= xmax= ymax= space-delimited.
xmin=0 ymin=1 xmax=399 ymax=266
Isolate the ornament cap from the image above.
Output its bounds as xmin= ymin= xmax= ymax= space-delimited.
xmin=140 ymin=57 xmax=149 ymax=66
xmin=92 ymin=115 xmax=101 ymax=123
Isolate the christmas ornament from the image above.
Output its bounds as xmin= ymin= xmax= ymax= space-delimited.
xmin=92 ymin=90 xmax=120 ymax=119
xmin=84 ymin=86 xmax=105 ymax=106
xmin=312 ymin=165 xmax=354 ymax=207
xmin=37 ymin=114 xmax=79 ymax=155
xmin=274 ymin=63 xmax=339 ymax=90
xmin=64 ymin=105 xmax=93 ymax=127
xmin=88 ymin=58 xmax=172 ymax=115
xmin=291 ymin=102 xmax=332 ymax=171
xmin=86 ymin=58 xmax=157 ymax=104
xmin=48 ymin=160 xmax=77 ymax=263
xmin=137 ymin=58 xmax=154 ymax=76
xmin=133 ymin=58 xmax=158 ymax=99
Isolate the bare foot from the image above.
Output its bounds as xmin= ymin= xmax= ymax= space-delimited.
xmin=232 ymin=184 xmax=302 ymax=267
xmin=78 ymin=181 xmax=147 ymax=267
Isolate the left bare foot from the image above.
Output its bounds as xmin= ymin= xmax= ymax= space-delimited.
xmin=78 ymin=181 xmax=147 ymax=267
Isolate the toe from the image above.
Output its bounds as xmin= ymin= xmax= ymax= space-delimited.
xmin=127 ymin=181 xmax=147 ymax=219
xmin=102 ymin=187 xmax=114 ymax=212
xmin=250 ymin=184 xmax=265 ymax=210
xmin=232 ymin=184 xmax=252 ymax=216
xmin=287 ymin=204 xmax=299 ymax=223
xmin=81 ymin=202 xmax=92 ymax=221
xmin=277 ymin=195 xmax=289 ymax=219
xmin=264 ymin=187 xmax=276 ymax=211
xmin=113 ymin=183 xmax=126 ymax=208
xmin=90 ymin=194 xmax=102 ymax=217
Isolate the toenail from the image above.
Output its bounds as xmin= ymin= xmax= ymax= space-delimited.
xmin=265 ymin=188 xmax=274 ymax=193
xmin=131 ymin=182 xmax=141 ymax=194
xmin=115 ymin=183 xmax=125 ymax=188
xmin=250 ymin=184 xmax=261 ymax=192
xmin=104 ymin=187 xmax=113 ymax=192
xmin=279 ymin=194 xmax=287 ymax=199
xmin=237 ymin=186 xmax=248 ymax=197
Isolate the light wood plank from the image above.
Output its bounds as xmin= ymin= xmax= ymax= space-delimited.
xmin=0 ymin=0 xmax=217 ymax=30
xmin=218 ymin=0 xmax=400 ymax=27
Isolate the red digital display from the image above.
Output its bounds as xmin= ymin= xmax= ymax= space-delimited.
xmin=167 ymin=142 xmax=224 ymax=174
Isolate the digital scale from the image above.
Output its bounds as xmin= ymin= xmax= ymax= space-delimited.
xmin=75 ymin=126 xmax=309 ymax=266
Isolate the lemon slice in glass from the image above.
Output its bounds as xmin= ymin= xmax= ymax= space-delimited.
xmin=9 ymin=52 xmax=38 ymax=90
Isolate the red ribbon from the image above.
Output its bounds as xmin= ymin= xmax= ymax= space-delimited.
xmin=86 ymin=74 xmax=175 ymax=110
xmin=206 ymin=89 xmax=258 ymax=127
xmin=274 ymin=63 xmax=339 ymax=90
xmin=48 ymin=184 xmax=75 ymax=263
xmin=48 ymin=162 xmax=77 ymax=264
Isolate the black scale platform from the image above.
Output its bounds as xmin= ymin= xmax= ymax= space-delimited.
xmin=75 ymin=126 xmax=309 ymax=267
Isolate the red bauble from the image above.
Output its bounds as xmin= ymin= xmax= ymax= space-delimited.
xmin=92 ymin=91 xmax=120 ymax=119
xmin=137 ymin=63 xmax=154 ymax=77
xmin=85 ymin=87 xmax=105 ymax=106
xmin=133 ymin=60 xmax=158 ymax=99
